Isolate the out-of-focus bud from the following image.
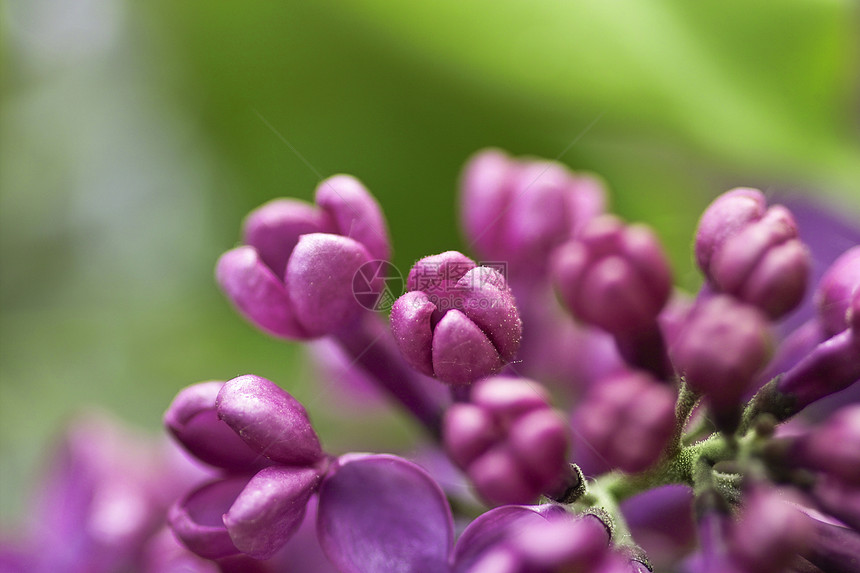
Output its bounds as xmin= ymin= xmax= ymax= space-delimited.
xmin=776 ymin=324 xmax=860 ymax=411
xmin=216 ymin=175 xmax=390 ymax=339
xmin=552 ymin=215 xmax=672 ymax=336
xmin=791 ymin=405 xmax=860 ymax=485
xmin=460 ymin=149 xmax=606 ymax=276
xmin=816 ymin=246 xmax=860 ymax=337
xmin=671 ymin=296 xmax=771 ymax=432
xmin=390 ymin=252 xmax=522 ymax=385
xmin=442 ymin=376 xmax=570 ymax=505
xmin=695 ymin=188 xmax=810 ymax=319
xmin=729 ymin=489 xmax=811 ymax=573
xmin=573 ymin=371 xmax=677 ymax=473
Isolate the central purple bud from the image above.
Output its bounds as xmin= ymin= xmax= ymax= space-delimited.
xmin=442 ymin=376 xmax=570 ymax=505
xmin=390 ymin=251 xmax=522 ymax=385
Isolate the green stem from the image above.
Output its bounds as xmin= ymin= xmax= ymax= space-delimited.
xmin=667 ymin=382 xmax=701 ymax=458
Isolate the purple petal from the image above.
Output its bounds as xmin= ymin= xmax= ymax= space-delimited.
xmin=285 ymin=233 xmax=373 ymax=337
xmin=242 ymin=198 xmax=334 ymax=279
xmin=432 ymin=310 xmax=504 ymax=385
xmin=453 ymin=504 xmax=563 ymax=572
xmin=407 ymin=251 xmax=476 ymax=294
xmin=169 ymin=477 xmax=246 ymax=560
xmin=508 ymin=409 xmax=570 ymax=491
xmin=694 ymin=188 xmax=766 ymax=277
xmin=390 ymin=291 xmax=436 ymax=377
xmin=164 ymin=382 xmax=270 ymax=471
xmin=470 ymin=376 xmax=551 ymax=420
xmin=224 ymin=466 xmax=321 ymax=560
xmin=443 ymin=403 xmax=498 ymax=469
xmin=816 ymin=246 xmax=860 ymax=337
xmin=315 ymin=175 xmax=391 ymax=261
xmin=216 ymin=375 xmax=323 ymax=466
xmin=317 ymin=454 xmax=454 ymax=573
xmin=216 ymin=246 xmax=308 ymax=339
xmin=457 ymin=268 xmax=522 ymax=362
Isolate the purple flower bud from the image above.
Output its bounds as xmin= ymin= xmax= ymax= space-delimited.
xmin=169 ymin=477 xmax=247 ymax=560
xmin=695 ymin=188 xmax=810 ymax=319
xmin=489 ymin=514 xmax=628 ymax=573
xmin=391 ymin=252 xmax=522 ymax=385
xmin=223 ymin=466 xmax=321 ymax=559
xmin=812 ymin=475 xmax=860 ymax=532
xmin=443 ymin=376 xmax=570 ymax=505
xmin=460 ymin=149 xmax=605 ymax=276
xmin=313 ymin=174 xmax=391 ymax=262
xmin=791 ymin=405 xmax=860 ymax=484
xmin=164 ymin=381 xmax=271 ymax=472
xmin=671 ymin=296 xmax=771 ymax=431
xmin=816 ymin=246 xmax=860 ymax=337
xmin=695 ymin=188 xmax=768 ymax=277
xmin=452 ymin=504 xmax=567 ymax=572
xmin=573 ymin=371 xmax=676 ymax=473
xmin=216 ymin=375 xmax=324 ymax=466
xmin=777 ymin=327 xmax=860 ymax=410
xmin=805 ymin=518 xmax=860 ymax=573
xmin=729 ymin=489 xmax=811 ymax=573
xmin=170 ymin=466 xmax=322 ymax=562
xmin=217 ymin=175 xmax=390 ymax=339
xmin=552 ymin=215 xmax=672 ymax=335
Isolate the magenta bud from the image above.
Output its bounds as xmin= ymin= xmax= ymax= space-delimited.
xmin=314 ymin=174 xmax=391 ymax=262
xmin=242 ymin=198 xmax=335 ymax=279
xmin=671 ymin=296 xmax=771 ymax=428
xmin=391 ymin=252 xmax=522 ymax=385
xmin=552 ymin=215 xmax=672 ymax=335
xmin=460 ymin=149 xmax=606 ymax=275
xmin=217 ymin=175 xmax=391 ymax=339
xmin=816 ymin=246 xmax=860 ymax=337
xmin=223 ymin=466 xmax=321 ymax=560
xmin=696 ymin=188 xmax=810 ymax=318
xmin=164 ymin=382 xmax=271 ymax=472
xmin=573 ymin=371 xmax=676 ymax=473
xmin=216 ymin=375 xmax=324 ymax=466
xmin=442 ymin=376 xmax=570 ymax=505
xmin=285 ymin=233 xmax=374 ymax=337
xmin=216 ymin=246 xmax=308 ymax=339
xmin=695 ymin=188 xmax=767 ymax=275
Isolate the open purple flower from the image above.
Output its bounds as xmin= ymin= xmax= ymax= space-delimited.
xmin=216 ymin=175 xmax=391 ymax=339
xmin=390 ymin=252 xmax=522 ymax=385
xmin=166 ymin=375 xmax=328 ymax=560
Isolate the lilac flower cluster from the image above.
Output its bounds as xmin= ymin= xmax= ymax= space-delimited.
xmin=5 ymin=149 xmax=858 ymax=573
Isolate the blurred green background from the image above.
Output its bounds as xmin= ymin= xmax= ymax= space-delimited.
xmin=1 ymin=0 xmax=859 ymax=521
